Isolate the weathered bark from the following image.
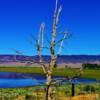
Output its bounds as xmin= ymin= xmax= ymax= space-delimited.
xmin=36 ymin=0 xmax=63 ymax=100
xmin=45 ymin=1 xmax=62 ymax=100
xmin=45 ymin=73 xmax=52 ymax=100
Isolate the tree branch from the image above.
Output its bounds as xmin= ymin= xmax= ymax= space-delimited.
xmin=57 ymin=33 xmax=67 ymax=55
xmin=37 ymin=23 xmax=47 ymax=74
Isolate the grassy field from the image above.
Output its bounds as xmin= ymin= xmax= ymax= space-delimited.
xmin=0 ymin=66 xmax=100 ymax=80
xmin=0 ymin=83 xmax=100 ymax=100
xmin=0 ymin=66 xmax=100 ymax=100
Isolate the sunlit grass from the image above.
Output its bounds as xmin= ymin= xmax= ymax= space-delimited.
xmin=0 ymin=66 xmax=100 ymax=79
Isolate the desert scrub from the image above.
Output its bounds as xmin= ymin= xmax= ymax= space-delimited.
xmin=0 ymin=86 xmax=46 ymax=100
xmin=0 ymin=84 xmax=100 ymax=100
xmin=0 ymin=88 xmax=33 ymax=99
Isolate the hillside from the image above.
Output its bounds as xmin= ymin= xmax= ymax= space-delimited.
xmin=0 ymin=55 xmax=100 ymax=64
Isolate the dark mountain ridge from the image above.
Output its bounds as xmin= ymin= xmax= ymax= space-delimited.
xmin=0 ymin=55 xmax=100 ymax=64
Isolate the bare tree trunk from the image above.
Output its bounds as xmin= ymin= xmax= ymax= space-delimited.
xmin=45 ymin=1 xmax=62 ymax=100
xmin=45 ymin=71 xmax=52 ymax=100
xmin=15 ymin=0 xmax=68 ymax=100
xmin=36 ymin=1 xmax=63 ymax=100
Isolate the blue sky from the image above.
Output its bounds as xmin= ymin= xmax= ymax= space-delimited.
xmin=0 ymin=0 xmax=100 ymax=55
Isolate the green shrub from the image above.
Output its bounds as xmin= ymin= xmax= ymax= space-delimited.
xmin=83 ymin=85 xmax=96 ymax=93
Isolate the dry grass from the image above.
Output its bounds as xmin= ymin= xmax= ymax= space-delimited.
xmin=59 ymin=94 xmax=100 ymax=100
xmin=14 ymin=93 xmax=100 ymax=100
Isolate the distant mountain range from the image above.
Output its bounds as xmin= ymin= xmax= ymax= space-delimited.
xmin=0 ymin=55 xmax=100 ymax=64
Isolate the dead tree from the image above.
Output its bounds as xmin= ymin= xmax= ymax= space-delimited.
xmin=33 ymin=0 xmax=69 ymax=100
xmin=12 ymin=1 xmax=84 ymax=99
xmin=13 ymin=0 xmax=69 ymax=100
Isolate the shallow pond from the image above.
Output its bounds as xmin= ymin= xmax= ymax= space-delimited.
xmin=0 ymin=72 xmax=99 ymax=88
